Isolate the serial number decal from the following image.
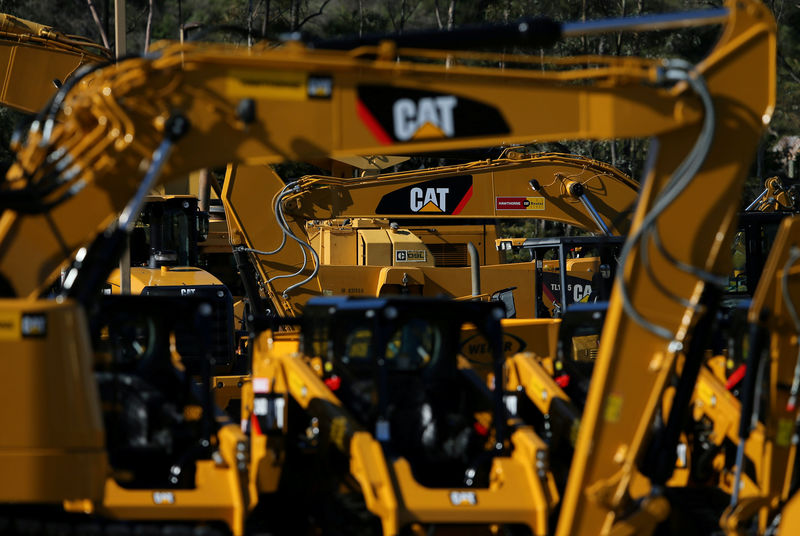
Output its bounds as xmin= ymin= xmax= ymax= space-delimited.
xmin=341 ymin=288 xmax=365 ymax=294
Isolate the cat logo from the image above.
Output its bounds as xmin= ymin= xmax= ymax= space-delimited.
xmin=21 ymin=314 xmax=46 ymax=337
xmin=573 ymin=283 xmax=593 ymax=303
xmin=357 ymin=86 xmax=509 ymax=145
xmin=449 ymin=491 xmax=477 ymax=506
xmin=376 ymin=175 xmax=472 ymax=216
xmin=153 ymin=491 xmax=175 ymax=505
xmin=411 ymin=187 xmax=449 ymax=212
xmin=307 ymin=76 xmax=332 ymax=98
xmin=393 ymin=96 xmax=457 ymax=141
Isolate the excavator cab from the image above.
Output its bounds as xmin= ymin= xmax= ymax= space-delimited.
xmin=726 ymin=211 xmax=789 ymax=298
xmin=495 ymin=237 xmax=622 ymax=413
xmin=131 ymin=195 xmax=209 ymax=268
xmin=107 ymin=196 xmax=235 ymax=374
xmin=301 ymin=296 xmax=508 ymax=489
xmin=497 ymin=235 xmax=623 ymax=318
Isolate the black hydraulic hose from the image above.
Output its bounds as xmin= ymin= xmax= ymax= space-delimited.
xmin=311 ymin=16 xmax=561 ymax=51
xmin=739 ymin=320 xmax=766 ymax=442
xmin=731 ymin=313 xmax=767 ymax=507
xmin=61 ymin=226 xmax=128 ymax=305
xmin=488 ymin=310 xmax=508 ymax=453
xmin=643 ymin=287 xmax=719 ymax=485
xmin=39 ymin=60 xmax=112 ymax=143
xmin=41 ymin=51 xmax=144 ymax=129
xmin=233 ymin=248 xmax=271 ymax=333
xmin=374 ymin=317 xmax=392 ymax=446
xmin=191 ymin=302 xmax=215 ymax=448
xmin=311 ymin=7 xmax=728 ymax=52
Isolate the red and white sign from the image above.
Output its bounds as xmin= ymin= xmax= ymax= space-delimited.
xmin=496 ymin=196 xmax=546 ymax=210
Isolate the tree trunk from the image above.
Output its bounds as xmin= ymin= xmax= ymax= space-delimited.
xmin=144 ymin=0 xmax=154 ymax=53
xmin=615 ymin=0 xmax=626 ymax=55
xmin=581 ymin=0 xmax=587 ymax=54
xmin=434 ymin=0 xmax=443 ymax=29
xmin=447 ymin=0 xmax=455 ymax=30
xmin=291 ymin=0 xmax=299 ymax=31
xmin=262 ymin=0 xmax=270 ymax=37
xmin=443 ymin=1 xmax=455 ymax=67
xmin=86 ymin=0 xmax=111 ymax=49
xmin=359 ymin=0 xmax=364 ymax=36
xmin=103 ymin=0 xmax=110 ymax=46
xmin=247 ymin=0 xmax=253 ymax=47
xmin=610 ymin=139 xmax=617 ymax=167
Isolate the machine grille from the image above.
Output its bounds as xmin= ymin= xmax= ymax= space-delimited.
xmin=141 ymin=285 xmax=234 ymax=371
xmin=427 ymin=243 xmax=469 ymax=267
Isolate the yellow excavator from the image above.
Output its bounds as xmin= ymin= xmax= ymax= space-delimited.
xmin=0 ymin=13 xmax=110 ymax=113
xmin=744 ymin=215 xmax=800 ymax=534
xmin=0 ymin=12 xmax=238 ymax=376
xmin=224 ymin=151 xmax=638 ymax=320
xmin=0 ymin=0 xmax=778 ymax=534
xmin=0 ymin=12 xmax=616 ymax=388
xmin=105 ymin=194 xmax=239 ymax=375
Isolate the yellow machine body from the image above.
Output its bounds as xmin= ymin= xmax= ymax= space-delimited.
xmin=0 ymin=298 xmax=107 ymax=502
xmin=0 ymin=13 xmax=109 ymax=113
xmin=223 ymin=153 xmax=637 ymax=318
xmin=106 ymin=266 xmax=226 ymax=294
xmin=245 ymin=299 xmax=560 ymax=535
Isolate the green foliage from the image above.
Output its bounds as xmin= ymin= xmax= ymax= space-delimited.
xmin=0 ymin=107 xmax=25 ymax=176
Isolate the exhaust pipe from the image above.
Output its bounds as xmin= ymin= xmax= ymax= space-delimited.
xmin=468 ymin=241 xmax=480 ymax=296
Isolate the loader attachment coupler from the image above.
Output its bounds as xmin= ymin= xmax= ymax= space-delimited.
xmin=301 ymin=296 xmax=509 ymax=488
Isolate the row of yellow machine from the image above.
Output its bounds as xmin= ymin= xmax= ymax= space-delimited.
xmin=0 ymin=2 xmax=798 ymax=534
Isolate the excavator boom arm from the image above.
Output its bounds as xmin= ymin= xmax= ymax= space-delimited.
xmin=1 ymin=40 xmax=681 ymax=298
xmin=222 ymin=152 xmax=638 ymax=316
xmin=285 ymin=152 xmax=638 ymax=232
xmin=0 ymin=13 xmax=110 ymax=113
